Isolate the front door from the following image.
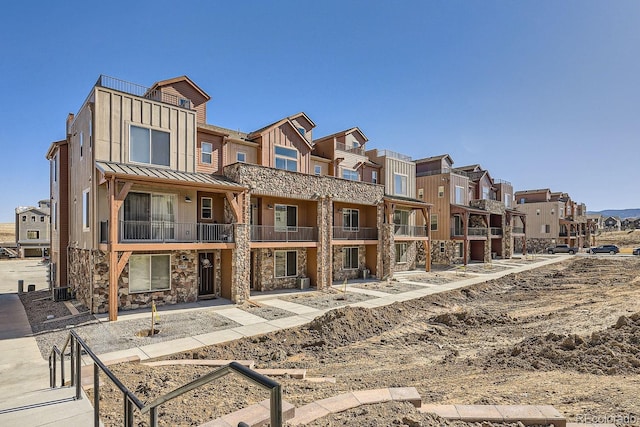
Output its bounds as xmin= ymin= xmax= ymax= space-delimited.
xmin=198 ymin=252 xmax=215 ymax=296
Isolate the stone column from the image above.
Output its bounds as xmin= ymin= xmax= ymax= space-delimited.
xmin=316 ymin=196 xmax=332 ymax=290
xmin=232 ymin=223 xmax=250 ymax=303
xmin=380 ymin=223 xmax=395 ymax=279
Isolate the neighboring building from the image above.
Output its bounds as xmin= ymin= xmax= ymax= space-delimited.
xmin=603 ymin=216 xmax=621 ymax=231
xmin=15 ymin=200 xmax=50 ymax=258
xmin=414 ymin=154 xmax=525 ymax=265
xmin=47 ymin=75 xmax=429 ymax=321
xmin=586 ymin=213 xmax=603 ymax=231
xmin=514 ymin=189 xmax=593 ymax=252
xmin=621 ymin=217 xmax=639 ymax=230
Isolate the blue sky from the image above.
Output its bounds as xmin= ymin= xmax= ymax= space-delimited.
xmin=1 ymin=0 xmax=638 ymax=222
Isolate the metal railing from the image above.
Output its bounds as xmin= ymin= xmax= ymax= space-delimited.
xmin=490 ymin=227 xmax=503 ymax=236
xmin=332 ymin=226 xmax=378 ymax=240
xmin=250 ymin=225 xmax=317 ymax=242
xmin=375 ymin=150 xmax=412 ymax=162
xmin=99 ymin=221 xmax=234 ymax=243
xmin=451 ymin=226 xmax=488 ymax=237
xmin=335 ymin=141 xmax=365 ymax=156
xmin=49 ymin=330 xmax=283 ymax=427
xmin=96 ymin=75 xmax=191 ymax=109
xmin=394 ymin=225 xmax=428 ymax=237
xmin=512 ymin=227 xmax=524 ymax=234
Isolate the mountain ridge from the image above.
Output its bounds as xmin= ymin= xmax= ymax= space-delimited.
xmin=587 ymin=208 xmax=640 ymax=219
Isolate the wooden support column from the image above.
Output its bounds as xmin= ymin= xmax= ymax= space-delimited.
xmin=421 ymin=206 xmax=431 ymax=272
xmin=463 ymin=212 xmax=469 ymax=266
xmin=108 ymin=179 xmax=132 ymax=321
xmin=225 ymin=191 xmax=242 ymax=223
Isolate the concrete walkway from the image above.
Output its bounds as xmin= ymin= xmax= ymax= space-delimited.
xmin=0 ymin=255 xmax=572 ymax=426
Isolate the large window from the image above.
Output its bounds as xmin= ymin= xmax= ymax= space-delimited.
xmin=455 ymin=186 xmax=465 ymax=204
xmin=343 ymin=247 xmax=359 ymax=269
xmin=394 ymin=173 xmax=407 ymax=196
xmin=482 ymin=186 xmax=490 ymax=200
xmin=395 ymin=243 xmax=408 ymax=263
xmin=275 ymin=204 xmax=297 ymax=231
xmin=27 ymin=230 xmax=40 ymax=239
xmin=83 ymin=189 xmax=90 ymax=230
xmin=275 ymin=145 xmax=297 ymax=171
xmin=129 ymin=254 xmax=171 ymax=293
xmin=393 ymin=210 xmax=409 ymax=226
xmin=130 ymin=125 xmax=170 ymax=167
xmin=123 ymin=192 xmax=176 ymax=240
xmin=505 ymin=193 xmax=512 ymax=208
xmin=275 ymin=250 xmax=297 ymax=277
xmin=343 ymin=209 xmax=359 ymax=231
xmin=201 ymin=142 xmax=212 ymax=164
xmin=201 ymin=197 xmax=212 ymax=219
xmin=342 ymin=169 xmax=359 ymax=181
xmin=430 ymin=214 xmax=438 ymax=231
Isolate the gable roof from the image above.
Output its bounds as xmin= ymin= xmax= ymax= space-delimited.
xmin=149 ymin=76 xmax=211 ymax=102
xmin=414 ymin=154 xmax=454 ymax=165
xmin=247 ymin=112 xmax=314 ymax=149
xmin=313 ymin=127 xmax=369 ymax=144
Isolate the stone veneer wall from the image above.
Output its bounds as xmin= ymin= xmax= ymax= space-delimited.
xmin=317 ymin=196 xmax=333 ymax=289
xmin=428 ymin=240 xmax=463 ymax=265
xmin=332 ymin=245 xmax=367 ymax=281
xmin=232 ymin=224 xmax=250 ymax=303
xmin=469 ymin=199 xmax=506 ymax=215
xmin=503 ymin=226 xmax=513 ymax=258
xmin=380 ymin=224 xmax=394 ymax=279
xmin=393 ymin=241 xmax=418 ymax=272
xmin=515 ymin=238 xmax=554 ymax=254
xmin=68 ymin=248 xmax=94 ymax=311
xmin=253 ymin=248 xmax=308 ymax=292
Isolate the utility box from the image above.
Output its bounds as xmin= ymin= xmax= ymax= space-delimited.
xmin=297 ymin=277 xmax=310 ymax=289
xmin=53 ymin=286 xmax=71 ymax=302
xmin=360 ymin=269 xmax=370 ymax=280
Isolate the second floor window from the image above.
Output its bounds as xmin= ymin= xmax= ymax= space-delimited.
xmin=393 ymin=210 xmax=409 ymax=226
xmin=342 ymin=169 xmax=358 ymax=181
xmin=83 ymin=189 xmax=90 ymax=231
xmin=130 ymin=125 xmax=170 ymax=167
xmin=201 ymin=197 xmax=212 ymax=219
xmin=372 ymin=171 xmax=378 ymax=184
xmin=201 ymin=142 xmax=213 ymax=164
xmin=505 ymin=194 xmax=512 ymax=208
xmin=431 ymin=214 xmax=438 ymax=231
xmin=455 ymin=186 xmax=465 ymax=204
xmin=275 ymin=146 xmax=297 ymax=172
xmin=275 ymin=204 xmax=297 ymax=231
xmin=314 ymin=165 xmax=321 ymax=176
xmin=237 ymin=152 xmax=246 ymax=163
xmin=394 ymin=173 xmax=407 ymax=196
xmin=27 ymin=230 xmax=39 ymax=239
xmin=343 ymin=209 xmax=359 ymax=231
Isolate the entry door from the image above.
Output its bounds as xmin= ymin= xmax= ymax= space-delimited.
xmin=198 ymin=252 xmax=215 ymax=296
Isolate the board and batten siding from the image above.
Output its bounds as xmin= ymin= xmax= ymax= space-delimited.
xmin=384 ymin=158 xmax=416 ymax=198
xmin=94 ymin=87 xmax=197 ymax=173
xmin=259 ymin=125 xmax=311 ymax=174
xmin=416 ymin=174 xmax=451 ymax=241
xmin=516 ymin=201 xmax=562 ymax=239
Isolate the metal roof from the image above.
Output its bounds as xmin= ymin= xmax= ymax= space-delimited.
xmin=96 ymin=161 xmax=246 ymax=190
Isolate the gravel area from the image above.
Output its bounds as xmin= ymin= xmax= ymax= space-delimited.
xmin=238 ymin=303 xmax=295 ymax=320
xmin=279 ymin=289 xmax=374 ymax=309
xmin=400 ymin=274 xmax=458 ymax=285
xmin=350 ymin=281 xmax=426 ymax=294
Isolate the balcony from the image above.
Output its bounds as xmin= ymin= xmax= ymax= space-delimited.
xmin=96 ymin=75 xmax=191 ymax=109
xmin=100 ymin=221 xmax=233 ymax=243
xmin=332 ymin=227 xmax=378 ymax=240
xmin=394 ymin=225 xmax=428 ymax=237
xmin=451 ymin=226 xmax=488 ymax=237
xmin=490 ymin=227 xmax=503 ymax=236
xmin=335 ymin=141 xmax=365 ymax=156
xmin=513 ymin=227 xmax=524 ymax=234
xmin=250 ymin=225 xmax=317 ymax=242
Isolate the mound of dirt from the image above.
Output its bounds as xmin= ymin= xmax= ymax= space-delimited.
xmin=490 ymin=313 xmax=640 ymax=375
xmin=431 ymin=309 xmax=514 ymax=327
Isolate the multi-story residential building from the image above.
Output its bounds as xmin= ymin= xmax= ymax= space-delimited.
xmin=514 ymin=188 xmax=593 ymax=252
xmin=414 ymin=154 xmax=525 ymax=265
xmin=15 ymin=200 xmax=50 ymax=258
xmin=47 ymin=75 xmax=424 ymax=321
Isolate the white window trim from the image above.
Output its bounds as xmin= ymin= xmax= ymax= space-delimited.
xmin=274 ymin=250 xmax=297 ymax=278
xmin=26 ymin=230 xmax=40 ymax=240
xmin=82 ymin=188 xmax=90 ymax=232
xmin=128 ymin=123 xmax=171 ymax=168
xmin=237 ymin=151 xmax=246 ymax=163
xmin=343 ymin=208 xmax=359 ymax=231
xmin=342 ymin=168 xmax=359 ymax=181
xmin=395 ymin=243 xmax=408 ymax=264
xmin=201 ymin=197 xmax=213 ymax=220
xmin=274 ymin=204 xmax=298 ymax=231
xmin=372 ymin=170 xmax=378 ymax=184
xmin=431 ymin=214 xmax=438 ymax=231
xmin=274 ymin=145 xmax=298 ymax=171
xmin=455 ymin=185 xmax=465 ymax=204
xmin=393 ymin=173 xmax=408 ymax=196
xmin=129 ymin=254 xmax=171 ymax=293
xmin=201 ymin=142 xmax=213 ymax=164
xmin=342 ymin=246 xmax=359 ymax=270
xmin=314 ymin=165 xmax=322 ymax=176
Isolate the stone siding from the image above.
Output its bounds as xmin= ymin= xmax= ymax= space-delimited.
xmin=469 ymin=199 xmax=506 ymax=215
xmin=393 ymin=241 xmax=419 ymax=272
xmin=516 ymin=238 xmax=554 ymax=254
xmin=332 ymin=245 xmax=367 ymax=281
xmin=232 ymin=224 xmax=250 ymax=303
xmin=252 ymin=248 xmax=308 ymax=291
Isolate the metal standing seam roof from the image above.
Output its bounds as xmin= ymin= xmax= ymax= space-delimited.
xmin=96 ymin=161 xmax=246 ymax=189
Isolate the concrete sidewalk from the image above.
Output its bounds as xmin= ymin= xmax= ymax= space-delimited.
xmin=0 ymin=254 xmax=571 ymax=426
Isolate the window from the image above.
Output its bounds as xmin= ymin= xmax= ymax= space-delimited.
xmin=83 ymin=189 xmax=90 ymax=230
xmin=372 ymin=171 xmax=378 ymax=184
xmin=275 ymin=250 xmax=297 ymax=277
xmin=343 ymin=209 xmax=359 ymax=231
xmin=130 ymin=125 xmax=170 ymax=166
xmin=31 ymin=216 xmax=36 ymax=222
xmin=545 ymin=224 xmax=551 ymax=233
xmin=343 ymin=247 xmax=359 ymax=269
xmin=179 ymin=98 xmax=190 ymax=108
xmin=438 ymin=186 xmax=445 ymax=198
xmin=79 ymin=132 xmax=83 ymax=157
xmin=237 ymin=152 xmax=246 ymax=163
xmin=123 ymin=192 xmax=176 ymax=240
xmin=201 ymin=197 xmax=212 ymax=219
xmin=482 ymin=186 xmax=490 ymax=200
xmin=21 ymin=215 xmax=26 ymax=222
xmin=40 ymin=216 xmax=45 ymax=222
xmin=129 ymin=254 xmax=171 ymax=293
xmin=430 ymin=214 xmax=438 ymax=231
xmin=504 ymin=194 xmax=512 ymax=208
xmin=395 ymin=243 xmax=408 ymax=263
xmin=53 ymin=155 xmax=57 ymax=183
xmin=53 ymin=202 xmax=57 ymax=231
xmin=418 ymin=188 xmax=424 ymax=199
xmin=393 ymin=210 xmax=409 ymax=226
xmin=394 ymin=173 xmax=407 ymax=196
xmin=201 ymin=142 xmax=212 ymax=164
xmin=314 ymin=165 xmax=322 ymax=176
xmin=27 ymin=230 xmax=39 ymax=239
xmin=275 ymin=204 xmax=297 ymax=231
xmin=455 ymin=242 xmax=463 ymax=257
xmin=440 ymin=242 xmax=445 ymax=253
xmin=275 ymin=145 xmax=297 ymax=171
xmin=342 ymin=169 xmax=359 ymax=181
xmin=297 ymin=127 xmax=306 ymax=136
xmin=455 ymin=186 xmax=465 ymax=204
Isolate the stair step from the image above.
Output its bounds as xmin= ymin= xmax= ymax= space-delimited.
xmin=419 ymin=404 xmax=566 ymax=427
xmin=199 ymin=398 xmax=295 ymax=427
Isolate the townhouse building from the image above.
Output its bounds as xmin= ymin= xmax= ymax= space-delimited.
xmin=514 ymin=188 xmax=594 ymax=252
xmin=47 ymin=75 xmax=428 ymax=321
xmin=15 ymin=200 xmax=51 ymax=258
xmin=414 ymin=154 xmax=525 ymax=265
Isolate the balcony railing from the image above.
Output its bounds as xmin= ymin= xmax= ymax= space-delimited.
xmin=96 ymin=75 xmax=192 ymax=109
xmin=451 ymin=226 xmax=488 ymax=237
xmin=394 ymin=225 xmax=428 ymax=237
xmin=335 ymin=141 xmax=365 ymax=156
xmin=490 ymin=227 xmax=503 ymax=236
xmin=250 ymin=225 xmax=317 ymax=242
xmin=512 ymin=227 xmax=524 ymax=234
xmin=376 ymin=150 xmax=412 ymax=162
xmin=100 ymin=221 xmax=234 ymax=243
xmin=332 ymin=227 xmax=378 ymax=240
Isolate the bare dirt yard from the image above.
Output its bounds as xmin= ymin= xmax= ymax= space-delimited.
xmin=596 ymin=230 xmax=640 ymax=248
xmin=0 ymin=222 xmax=14 ymax=244
xmin=86 ymin=257 xmax=640 ymax=426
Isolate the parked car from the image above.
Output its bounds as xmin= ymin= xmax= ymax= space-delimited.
xmin=589 ymin=245 xmax=620 ymax=254
xmin=633 ymin=247 xmax=640 ymax=256
xmin=546 ymin=244 xmax=577 ymax=254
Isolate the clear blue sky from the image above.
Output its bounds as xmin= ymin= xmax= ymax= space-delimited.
xmin=1 ymin=0 xmax=638 ymax=222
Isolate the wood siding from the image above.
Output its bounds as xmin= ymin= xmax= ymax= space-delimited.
xmin=196 ymin=133 xmax=223 ymax=173
xmin=516 ymin=201 xmax=562 ymax=238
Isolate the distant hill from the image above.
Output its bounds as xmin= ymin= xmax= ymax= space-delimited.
xmin=587 ymin=209 xmax=640 ymax=219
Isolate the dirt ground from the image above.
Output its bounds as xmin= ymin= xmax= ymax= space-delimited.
xmin=84 ymin=257 xmax=640 ymax=426
xmin=0 ymin=222 xmax=14 ymax=245
xmin=596 ymin=230 xmax=640 ymax=247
